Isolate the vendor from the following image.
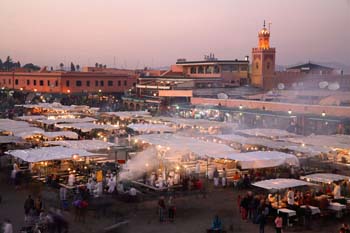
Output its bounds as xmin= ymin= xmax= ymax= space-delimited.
xmin=333 ymin=182 xmax=342 ymax=199
xmin=68 ymin=172 xmax=75 ymax=186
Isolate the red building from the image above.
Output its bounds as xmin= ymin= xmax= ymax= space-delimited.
xmin=0 ymin=68 xmax=137 ymax=94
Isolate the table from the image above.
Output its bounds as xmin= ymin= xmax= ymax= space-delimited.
xmin=328 ymin=202 xmax=346 ymax=218
xmin=300 ymin=205 xmax=321 ymax=215
xmin=328 ymin=202 xmax=346 ymax=211
xmin=277 ymin=208 xmax=296 ymax=227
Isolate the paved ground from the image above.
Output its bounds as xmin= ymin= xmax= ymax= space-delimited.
xmin=0 ymin=173 xmax=347 ymax=233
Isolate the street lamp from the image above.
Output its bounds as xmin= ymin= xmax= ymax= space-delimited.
xmin=321 ymin=111 xmax=326 ymax=117
xmin=288 ymin=109 xmax=292 ymax=115
xmin=239 ymin=104 xmax=243 ymax=110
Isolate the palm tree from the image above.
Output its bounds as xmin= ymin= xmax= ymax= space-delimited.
xmin=59 ymin=63 xmax=64 ymax=70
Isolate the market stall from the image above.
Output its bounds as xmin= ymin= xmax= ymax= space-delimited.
xmin=127 ymin=123 xmax=176 ymax=134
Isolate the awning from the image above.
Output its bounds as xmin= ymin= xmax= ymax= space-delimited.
xmin=6 ymin=146 xmax=103 ymax=162
xmin=301 ymin=173 xmax=350 ymax=183
xmin=252 ymin=178 xmax=314 ymax=190
xmin=46 ymin=140 xmax=117 ymax=151
xmin=128 ymin=123 xmax=175 ymax=133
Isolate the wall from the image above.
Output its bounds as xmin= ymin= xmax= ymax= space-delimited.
xmin=191 ymin=97 xmax=350 ymax=118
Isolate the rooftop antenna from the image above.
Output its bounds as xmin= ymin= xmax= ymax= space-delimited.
xmin=268 ymin=21 xmax=272 ymax=32
xmin=113 ymin=56 xmax=116 ymax=68
xmin=263 ymin=20 xmax=266 ymax=28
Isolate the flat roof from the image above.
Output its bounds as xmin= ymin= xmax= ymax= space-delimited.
xmin=176 ymin=60 xmax=249 ymax=65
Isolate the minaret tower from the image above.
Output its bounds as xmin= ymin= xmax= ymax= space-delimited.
xmin=251 ymin=21 xmax=276 ymax=88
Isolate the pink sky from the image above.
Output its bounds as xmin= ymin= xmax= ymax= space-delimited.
xmin=0 ymin=0 xmax=349 ymax=69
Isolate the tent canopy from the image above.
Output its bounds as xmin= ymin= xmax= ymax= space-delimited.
xmin=46 ymin=140 xmax=117 ymax=151
xmin=0 ymin=136 xmax=25 ymax=144
xmin=37 ymin=117 xmax=96 ymax=125
xmin=102 ymin=111 xmax=151 ymax=119
xmin=55 ymin=122 xmax=118 ymax=132
xmin=301 ymin=173 xmax=350 ymax=183
xmin=133 ymin=134 xmax=235 ymax=158
xmin=252 ymin=178 xmax=313 ymax=190
xmin=6 ymin=146 xmax=102 ymax=163
xmin=223 ymin=151 xmax=299 ymax=169
xmin=154 ymin=117 xmax=237 ymax=129
xmin=128 ymin=123 xmax=175 ymax=133
xmin=282 ymin=134 xmax=350 ymax=150
xmin=235 ymin=128 xmax=296 ymax=138
xmin=42 ymin=131 xmax=79 ymax=140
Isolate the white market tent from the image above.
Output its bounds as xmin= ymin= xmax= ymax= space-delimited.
xmin=0 ymin=136 xmax=25 ymax=144
xmin=301 ymin=173 xmax=350 ymax=184
xmin=37 ymin=117 xmax=96 ymax=125
xmin=235 ymin=128 xmax=296 ymax=138
xmin=282 ymin=134 xmax=350 ymax=150
xmin=252 ymin=178 xmax=314 ymax=190
xmin=102 ymin=111 xmax=151 ymax=119
xmin=133 ymin=134 xmax=235 ymax=158
xmin=128 ymin=123 xmax=175 ymax=133
xmin=16 ymin=115 xmax=47 ymax=122
xmin=6 ymin=146 xmax=102 ymax=163
xmin=155 ymin=117 xmax=237 ymax=130
xmin=46 ymin=140 xmax=117 ymax=151
xmin=212 ymin=134 xmax=329 ymax=156
xmin=41 ymin=131 xmax=79 ymax=140
xmin=222 ymin=151 xmax=299 ymax=169
xmin=16 ymin=103 xmax=98 ymax=113
xmin=55 ymin=122 xmax=118 ymax=132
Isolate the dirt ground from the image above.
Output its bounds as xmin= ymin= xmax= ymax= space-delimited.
xmin=0 ymin=174 xmax=346 ymax=233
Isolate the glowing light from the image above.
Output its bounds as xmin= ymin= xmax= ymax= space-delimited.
xmin=34 ymin=88 xmax=37 ymax=92
xmin=67 ymin=89 xmax=71 ymax=93
xmin=20 ymin=87 xmax=23 ymax=91
xmin=321 ymin=111 xmax=326 ymax=117
xmin=288 ymin=109 xmax=292 ymax=115
xmin=239 ymin=104 xmax=243 ymax=110
xmin=98 ymin=89 xmax=102 ymax=93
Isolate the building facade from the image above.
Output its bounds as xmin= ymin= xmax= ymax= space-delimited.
xmin=0 ymin=69 xmax=137 ymax=94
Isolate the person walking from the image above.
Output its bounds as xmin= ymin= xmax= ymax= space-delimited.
xmin=213 ymin=168 xmax=219 ymax=187
xmin=275 ymin=213 xmax=283 ymax=233
xmin=221 ymin=168 xmax=227 ymax=188
xmin=2 ymin=219 xmax=13 ymax=233
xmin=158 ymin=196 xmax=166 ymax=222
xmin=24 ymin=195 xmax=34 ymax=222
xmin=168 ymin=196 xmax=176 ymax=222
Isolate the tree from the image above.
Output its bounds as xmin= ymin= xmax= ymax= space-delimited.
xmin=95 ymin=63 xmax=98 ymax=68
xmin=23 ymin=63 xmax=40 ymax=71
xmin=70 ymin=62 xmax=76 ymax=71
xmin=0 ymin=59 xmax=3 ymax=71
xmin=16 ymin=61 xmax=21 ymax=68
xmin=99 ymin=64 xmax=103 ymax=68
xmin=59 ymin=63 xmax=64 ymax=70
xmin=50 ymin=66 xmax=53 ymax=71
xmin=4 ymin=56 xmax=13 ymax=71
xmin=76 ymin=64 xmax=80 ymax=71
xmin=103 ymin=65 xmax=107 ymax=68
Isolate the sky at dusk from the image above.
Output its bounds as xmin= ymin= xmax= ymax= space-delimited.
xmin=0 ymin=0 xmax=349 ymax=69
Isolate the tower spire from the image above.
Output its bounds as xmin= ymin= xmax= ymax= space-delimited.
xmin=263 ymin=20 xmax=266 ymax=28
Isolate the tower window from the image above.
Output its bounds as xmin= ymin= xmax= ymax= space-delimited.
xmin=190 ymin=67 xmax=196 ymax=74
xmin=267 ymin=62 xmax=270 ymax=70
xmin=256 ymin=62 xmax=259 ymax=69
xmin=198 ymin=66 xmax=204 ymax=74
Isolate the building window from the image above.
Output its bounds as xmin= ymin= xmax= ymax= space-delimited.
xmin=108 ymin=80 xmax=113 ymax=86
xmin=266 ymin=62 xmax=270 ymax=70
xmin=124 ymin=80 xmax=127 ymax=86
xmin=47 ymin=80 xmax=51 ymax=86
xmin=55 ymin=80 xmax=58 ymax=86
xmin=95 ymin=80 xmax=98 ymax=86
xmin=118 ymin=80 xmax=121 ymax=86
xmin=205 ymin=66 xmax=212 ymax=74
xmin=66 ymin=80 xmax=70 ymax=87
xmin=133 ymin=82 xmax=136 ymax=87
xmin=27 ymin=80 xmax=30 ymax=85
xmin=8 ymin=79 xmax=11 ymax=84
xmin=256 ymin=62 xmax=259 ymax=69
xmin=86 ymin=81 xmax=90 ymax=87
xmin=76 ymin=80 xmax=82 ymax=87
xmin=190 ymin=67 xmax=196 ymax=74
xmin=100 ymin=80 xmax=104 ymax=86
xmin=214 ymin=66 xmax=220 ymax=73
xmin=198 ymin=66 xmax=204 ymax=74
xmin=33 ymin=80 xmax=37 ymax=86
xmin=39 ymin=80 xmax=44 ymax=86
xmin=15 ymin=79 xmax=18 ymax=85
xmin=240 ymin=65 xmax=248 ymax=71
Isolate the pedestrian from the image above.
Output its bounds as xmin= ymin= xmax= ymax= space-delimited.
xmin=168 ymin=196 xmax=175 ymax=222
xmin=59 ymin=186 xmax=67 ymax=210
xmin=158 ymin=196 xmax=166 ymax=222
xmin=240 ymin=194 xmax=249 ymax=220
xmin=274 ymin=213 xmax=283 ymax=233
xmin=213 ymin=168 xmax=219 ymax=187
xmin=24 ymin=195 xmax=34 ymax=222
xmin=34 ymin=196 xmax=43 ymax=216
xmin=221 ymin=168 xmax=227 ymax=188
xmin=2 ymin=219 xmax=13 ymax=233
xmin=258 ymin=202 xmax=269 ymax=233
xmin=211 ymin=215 xmax=222 ymax=232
